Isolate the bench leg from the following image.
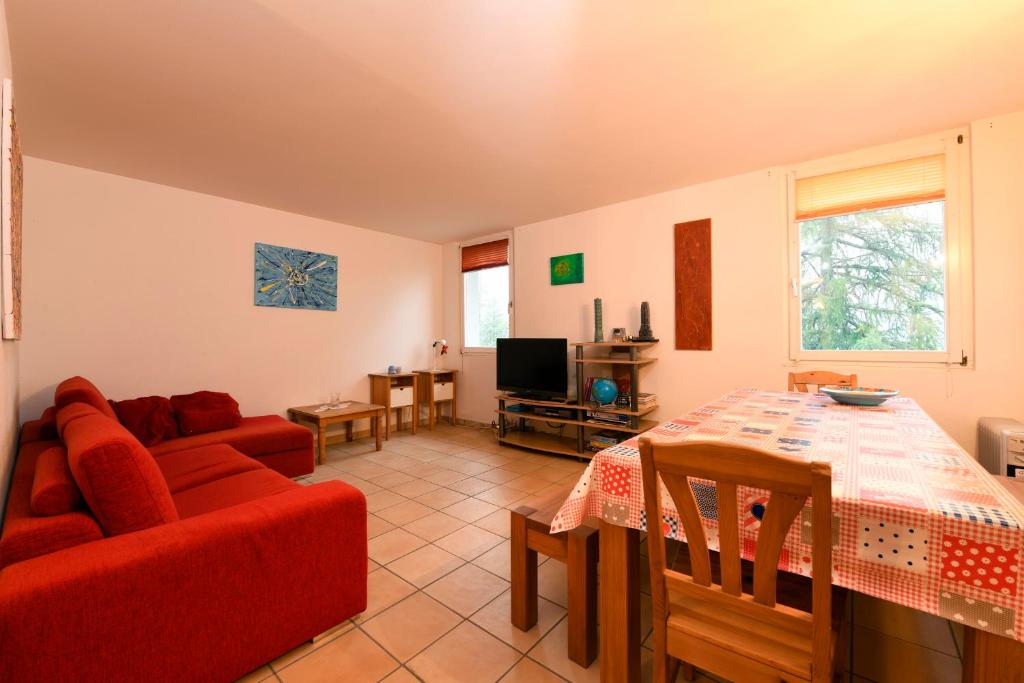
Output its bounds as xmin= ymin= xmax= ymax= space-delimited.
xmin=510 ymin=511 xmax=538 ymax=631
xmin=567 ymin=529 xmax=599 ymax=667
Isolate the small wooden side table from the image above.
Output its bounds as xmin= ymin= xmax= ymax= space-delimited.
xmin=368 ymin=373 xmax=418 ymax=439
xmin=288 ymin=401 xmax=385 ymax=465
xmin=414 ymin=369 xmax=457 ymax=430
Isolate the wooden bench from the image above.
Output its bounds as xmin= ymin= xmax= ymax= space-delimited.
xmin=510 ymin=488 xmax=599 ymax=667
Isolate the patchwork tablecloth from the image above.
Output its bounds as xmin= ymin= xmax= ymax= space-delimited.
xmin=550 ymin=389 xmax=1024 ymax=641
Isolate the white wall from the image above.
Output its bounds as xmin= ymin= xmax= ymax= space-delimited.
xmin=446 ymin=110 xmax=1024 ymax=453
xmin=20 ymin=158 xmax=443 ymax=430
xmin=0 ymin=0 xmax=19 ymax=506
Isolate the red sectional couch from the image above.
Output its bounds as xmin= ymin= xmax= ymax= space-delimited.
xmin=0 ymin=377 xmax=367 ymax=682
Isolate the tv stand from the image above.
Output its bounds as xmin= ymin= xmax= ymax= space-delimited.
xmin=496 ymin=341 xmax=659 ymax=459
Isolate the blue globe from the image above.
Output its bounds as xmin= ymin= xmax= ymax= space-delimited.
xmin=591 ymin=378 xmax=618 ymax=405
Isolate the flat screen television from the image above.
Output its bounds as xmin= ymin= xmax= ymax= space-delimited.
xmin=496 ymin=337 xmax=568 ymax=400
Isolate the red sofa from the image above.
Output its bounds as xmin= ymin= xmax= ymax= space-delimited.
xmin=0 ymin=378 xmax=367 ymax=682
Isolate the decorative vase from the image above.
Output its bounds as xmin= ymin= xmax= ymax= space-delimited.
xmin=594 ymin=298 xmax=604 ymax=343
xmin=637 ymin=301 xmax=658 ymax=341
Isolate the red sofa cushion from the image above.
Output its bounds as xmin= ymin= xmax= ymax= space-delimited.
xmin=156 ymin=444 xmax=265 ymax=494
xmin=61 ymin=406 xmax=179 ymax=536
xmin=20 ymin=407 xmax=59 ymax=445
xmin=172 ymin=468 xmax=299 ymax=519
xmin=170 ymin=391 xmax=242 ymax=436
xmin=149 ymin=415 xmax=312 ymax=460
xmin=55 ymin=401 xmax=104 ymax=439
xmin=110 ymin=396 xmax=179 ymax=446
xmin=54 ymin=376 xmax=118 ymax=421
xmin=30 ymin=446 xmax=81 ymax=516
xmin=0 ymin=439 xmax=103 ymax=569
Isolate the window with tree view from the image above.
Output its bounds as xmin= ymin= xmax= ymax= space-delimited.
xmin=462 ymin=238 xmax=510 ymax=349
xmin=795 ymin=153 xmax=949 ymax=353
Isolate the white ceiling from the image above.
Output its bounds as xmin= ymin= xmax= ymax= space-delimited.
xmin=7 ymin=1 xmax=1024 ymax=243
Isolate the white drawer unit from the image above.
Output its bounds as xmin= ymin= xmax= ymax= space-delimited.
xmin=415 ymin=369 xmax=458 ymax=430
xmin=434 ymin=381 xmax=454 ymax=402
xmin=369 ymin=372 xmax=418 ymax=438
xmin=390 ymin=385 xmax=414 ymax=407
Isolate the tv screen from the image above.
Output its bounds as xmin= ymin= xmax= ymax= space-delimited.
xmin=496 ymin=338 xmax=568 ymax=399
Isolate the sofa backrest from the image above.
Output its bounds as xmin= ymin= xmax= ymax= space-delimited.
xmin=54 ymin=376 xmax=119 ymax=421
xmin=59 ymin=403 xmax=179 ymax=536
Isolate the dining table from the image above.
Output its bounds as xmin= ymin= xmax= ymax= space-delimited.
xmin=550 ymin=388 xmax=1024 ymax=682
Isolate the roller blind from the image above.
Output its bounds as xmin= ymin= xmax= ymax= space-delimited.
xmin=461 ymin=238 xmax=509 ymax=273
xmin=795 ymin=154 xmax=945 ymax=221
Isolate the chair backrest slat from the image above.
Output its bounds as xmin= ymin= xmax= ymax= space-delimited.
xmin=639 ymin=437 xmax=834 ymax=681
xmin=715 ymin=481 xmax=742 ymax=596
xmin=660 ymin=473 xmax=712 ymax=586
xmin=788 ymin=370 xmax=857 ymax=393
xmin=752 ymin=492 xmax=808 ymax=606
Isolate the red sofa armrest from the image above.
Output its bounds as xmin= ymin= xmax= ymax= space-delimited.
xmin=0 ymin=481 xmax=367 ymax=683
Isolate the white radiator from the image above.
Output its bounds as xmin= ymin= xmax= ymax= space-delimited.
xmin=977 ymin=417 xmax=1024 ymax=478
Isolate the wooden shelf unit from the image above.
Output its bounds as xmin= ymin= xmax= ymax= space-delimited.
xmin=496 ymin=341 xmax=658 ymax=458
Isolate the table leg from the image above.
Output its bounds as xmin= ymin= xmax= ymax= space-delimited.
xmin=962 ymin=626 xmax=1024 ymax=682
xmin=375 ymin=413 xmax=383 ymax=451
xmin=599 ymin=521 xmax=641 ymax=683
xmin=429 ymin=399 xmax=436 ymax=431
xmin=316 ymin=419 xmax=327 ymax=466
xmin=345 ymin=420 xmax=353 ymax=442
xmin=384 ymin=408 xmax=390 ymax=441
xmin=451 ymin=397 xmax=457 ymax=426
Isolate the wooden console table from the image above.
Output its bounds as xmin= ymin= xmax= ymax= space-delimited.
xmin=415 ymin=369 xmax=457 ymax=430
xmin=369 ymin=373 xmax=418 ymax=438
xmin=288 ymin=402 xmax=385 ymax=465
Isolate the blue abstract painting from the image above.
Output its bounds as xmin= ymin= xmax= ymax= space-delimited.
xmin=254 ymin=242 xmax=338 ymax=310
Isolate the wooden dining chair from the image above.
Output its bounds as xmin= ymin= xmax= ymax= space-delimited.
xmin=788 ymin=370 xmax=857 ymax=393
xmin=639 ymin=437 xmax=842 ymax=683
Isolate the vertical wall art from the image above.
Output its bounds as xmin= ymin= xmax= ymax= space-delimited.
xmin=674 ymin=219 xmax=712 ymax=350
xmin=1 ymin=79 xmax=22 ymax=340
xmin=550 ymin=252 xmax=584 ymax=285
xmin=254 ymin=242 xmax=338 ymax=310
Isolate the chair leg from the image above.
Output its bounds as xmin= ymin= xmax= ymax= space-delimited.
xmin=651 ymin=621 xmax=682 ymax=683
xmin=510 ymin=509 xmax=538 ymax=631
xmin=566 ymin=528 xmax=599 ymax=666
xmin=680 ymin=661 xmax=695 ymax=681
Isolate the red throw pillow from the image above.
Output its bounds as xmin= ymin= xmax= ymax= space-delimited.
xmin=110 ymin=396 xmax=179 ymax=447
xmin=38 ymin=406 xmax=58 ymax=440
xmin=170 ymin=391 xmax=242 ymax=436
xmin=30 ymin=446 xmax=82 ymax=516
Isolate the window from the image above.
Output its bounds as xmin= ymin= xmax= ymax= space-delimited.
xmin=462 ymin=237 xmax=511 ymax=349
xmin=787 ymin=133 xmax=972 ymax=364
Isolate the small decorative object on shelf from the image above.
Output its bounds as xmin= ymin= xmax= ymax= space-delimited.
xmin=431 ymin=338 xmax=448 ymax=371
xmin=591 ymin=378 xmax=618 ymax=406
xmin=611 ymin=327 xmax=626 ymax=342
xmin=636 ymin=301 xmax=659 ymax=342
xmin=593 ymin=298 xmax=604 ymax=342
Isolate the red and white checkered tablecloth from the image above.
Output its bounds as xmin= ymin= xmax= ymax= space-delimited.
xmin=550 ymin=389 xmax=1024 ymax=641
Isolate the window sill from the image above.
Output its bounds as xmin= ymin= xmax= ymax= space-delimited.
xmin=462 ymin=347 xmax=496 ymax=356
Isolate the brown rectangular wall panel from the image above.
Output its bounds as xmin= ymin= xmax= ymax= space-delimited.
xmin=674 ymin=219 xmax=712 ymax=350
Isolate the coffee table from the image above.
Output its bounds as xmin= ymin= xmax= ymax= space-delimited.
xmin=288 ymin=401 xmax=386 ymax=465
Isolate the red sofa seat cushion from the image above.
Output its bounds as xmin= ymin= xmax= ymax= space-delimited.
xmin=110 ymin=396 xmax=179 ymax=446
xmin=149 ymin=415 xmax=312 ymax=459
xmin=156 ymin=444 xmax=265 ymax=494
xmin=172 ymin=469 xmax=299 ymax=519
xmin=54 ymin=376 xmax=118 ymax=421
xmin=30 ymin=446 xmax=82 ymax=516
xmin=170 ymin=391 xmax=242 ymax=436
xmin=61 ymin=405 xmax=179 ymax=536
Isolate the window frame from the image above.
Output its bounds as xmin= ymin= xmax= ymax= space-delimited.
xmin=785 ymin=129 xmax=974 ymax=366
xmin=460 ymin=231 xmax=514 ymax=355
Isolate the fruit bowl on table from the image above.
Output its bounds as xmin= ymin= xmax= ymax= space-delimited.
xmin=820 ymin=385 xmax=900 ymax=406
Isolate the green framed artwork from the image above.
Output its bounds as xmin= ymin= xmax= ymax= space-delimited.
xmin=550 ymin=252 xmax=584 ymax=285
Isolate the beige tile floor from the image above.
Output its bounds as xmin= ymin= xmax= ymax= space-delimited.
xmin=238 ymin=424 xmax=964 ymax=683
